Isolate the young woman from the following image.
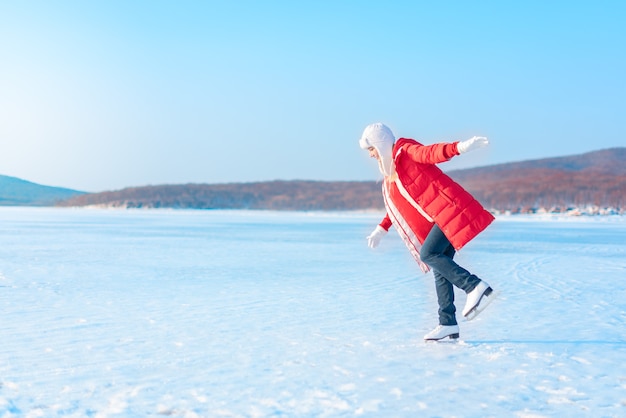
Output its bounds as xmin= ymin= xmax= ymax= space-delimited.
xmin=359 ymin=122 xmax=496 ymax=341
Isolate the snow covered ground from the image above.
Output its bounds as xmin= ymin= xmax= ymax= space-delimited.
xmin=0 ymin=207 xmax=625 ymax=417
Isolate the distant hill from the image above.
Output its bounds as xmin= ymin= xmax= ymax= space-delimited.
xmin=56 ymin=180 xmax=383 ymax=211
xmin=21 ymin=147 xmax=626 ymax=213
xmin=0 ymin=175 xmax=85 ymax=206
xmin=448 ymin=147 xmax=626 ymax=212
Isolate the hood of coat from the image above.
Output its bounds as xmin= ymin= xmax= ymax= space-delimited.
xmin=359 ymin=123 xmax=396 ymax=176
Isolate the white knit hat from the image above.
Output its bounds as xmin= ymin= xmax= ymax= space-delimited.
xmin=359 ymin=122 xmax=396 ymax=176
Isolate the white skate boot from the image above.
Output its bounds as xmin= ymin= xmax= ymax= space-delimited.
xmin=423 ymin=324 xmax=460 ymax=341
xmin=462 ymin=280 xmax=495 ymax=321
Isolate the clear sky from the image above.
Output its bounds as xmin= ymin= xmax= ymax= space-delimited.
xmin=1 ymin=1 xmax=624 ymax=192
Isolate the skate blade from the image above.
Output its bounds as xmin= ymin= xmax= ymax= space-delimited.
xmin=464 ymin=290 xmax=499 ymax=321
xmin=424 ymin=333 xmax=460 ymax=342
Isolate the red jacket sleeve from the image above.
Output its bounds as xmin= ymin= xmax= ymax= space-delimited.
xmin=380 ymin=214 xmax=392 ymax=231
xmin=400 ymin=140 xmax=459 ymax=165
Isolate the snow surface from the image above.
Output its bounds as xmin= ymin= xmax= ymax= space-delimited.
xmin=0 ymin=207 xmax=625 ymax=417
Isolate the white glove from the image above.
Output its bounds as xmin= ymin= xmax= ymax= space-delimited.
xmin=366 ymin=225 xmax=387 ymax=248
xmin=457 ymin=136 xmax=489 ymax=154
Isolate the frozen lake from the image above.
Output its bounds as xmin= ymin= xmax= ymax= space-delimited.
xmin=1 ymin=207 xmax=625 ymax=417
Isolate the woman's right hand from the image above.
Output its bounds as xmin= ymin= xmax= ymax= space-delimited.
xmin=366 ymin=225 xmax=388 ymax=248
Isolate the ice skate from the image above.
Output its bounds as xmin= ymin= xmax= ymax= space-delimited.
xmin=423 ymin=324 xmax=460 ymax=341
xmin=462 ymin=280 xmax=494 ymax=320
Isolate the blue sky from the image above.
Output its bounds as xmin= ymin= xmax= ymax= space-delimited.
xmin=1 ymin=1 xmax=624 ymax=192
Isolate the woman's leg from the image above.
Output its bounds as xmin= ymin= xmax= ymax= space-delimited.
xmin=433 ymin=268 xmax=456 ymax=326
xmin=421 ymin=225 xmax=481 ymax=294
xmin=422 ymin=225 xmax=494 ymax=326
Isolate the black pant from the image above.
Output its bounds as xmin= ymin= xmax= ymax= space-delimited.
xmin=420 ymin=225 xmax=481 ymax=326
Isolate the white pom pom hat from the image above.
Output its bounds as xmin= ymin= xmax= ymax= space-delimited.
xmin=359 ymin=122 xmax=396 ymax=176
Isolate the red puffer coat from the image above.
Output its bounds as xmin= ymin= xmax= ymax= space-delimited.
xmin=379 ymin=138 xmax=494 ymax=251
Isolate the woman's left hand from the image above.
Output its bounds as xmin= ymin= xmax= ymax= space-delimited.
xmin=457 ymin=136 xmax=489 ymax=154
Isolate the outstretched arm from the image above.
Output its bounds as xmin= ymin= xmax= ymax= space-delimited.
xmin=402 ymin=141 xmax=459 ymax=164
xmin=402 ymin=137 xmax=489 ymax=164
